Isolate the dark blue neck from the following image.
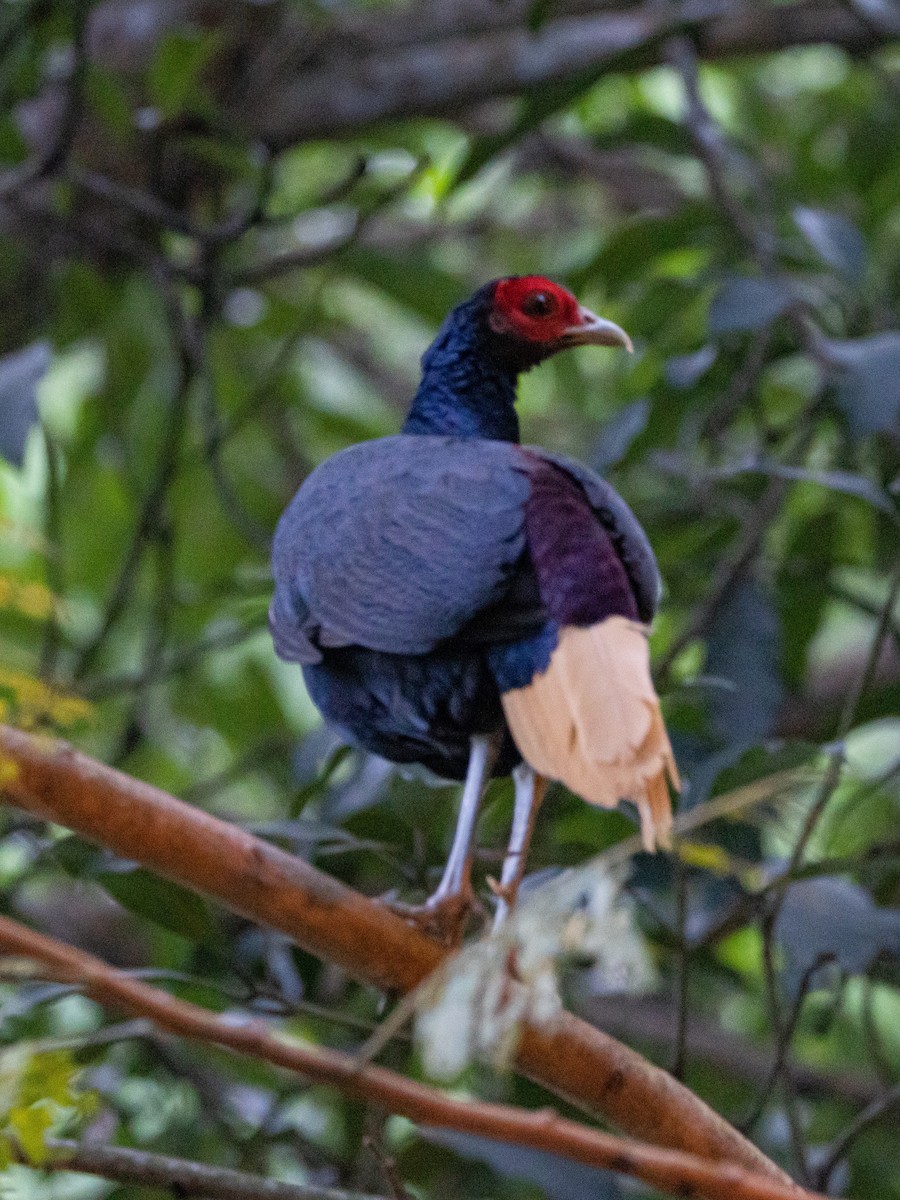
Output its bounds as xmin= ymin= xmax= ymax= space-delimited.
xmin=402 ymin=293 xmax=521 ymax=441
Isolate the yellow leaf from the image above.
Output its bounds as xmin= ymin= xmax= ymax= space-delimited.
xmin=0 ymin=668 xmax=91 ymax=731
xmin=9 ymin=1102 xmax=53 ymax=1164
xmin=674 ymin=840 xmax=767 ymax=890
xmin=0 ymin=575 xmax=59 ymax=622
xmin=0 ymin=754 xmax=19 ymax=786
xmin=674 ymin=840 xmax=735 ymax=875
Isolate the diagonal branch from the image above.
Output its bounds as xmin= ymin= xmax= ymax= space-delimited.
xmin=0 ymin=914 xmax=816 ymax=1200
xmin=10 ymin=1138 xmax=388 ymax=1200
xmin=0 ymin=722 xmax=789 ymax=1181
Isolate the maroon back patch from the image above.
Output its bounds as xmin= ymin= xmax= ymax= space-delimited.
xmin=519 ymin=451 xmax=639 ymax=626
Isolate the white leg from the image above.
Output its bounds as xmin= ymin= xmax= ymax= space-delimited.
xmin=493 ymin=763 xmax=547 ymax=928
xmin=427 ymin=734 xmax=498 ymax=907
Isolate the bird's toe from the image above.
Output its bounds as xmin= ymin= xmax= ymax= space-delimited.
xmin=385 ymin=889 xmax=480 ymax=947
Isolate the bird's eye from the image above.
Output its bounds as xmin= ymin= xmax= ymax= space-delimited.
xmin=520 ymin=291 xmax=557 ymax=318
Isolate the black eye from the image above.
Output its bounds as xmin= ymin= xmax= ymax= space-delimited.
xmin=521 ymin=291 xmax=557 ymax=318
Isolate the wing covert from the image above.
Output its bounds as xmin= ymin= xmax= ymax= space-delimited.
xmin=270 ymin=435 xmax=531 ymax=660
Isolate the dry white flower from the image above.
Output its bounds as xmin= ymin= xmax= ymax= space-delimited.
xmin=414 ymin=863 xmax=654 ymax=1081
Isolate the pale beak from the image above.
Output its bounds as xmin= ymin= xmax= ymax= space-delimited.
xmin=561 ymin=306 xmax=633 ymax=352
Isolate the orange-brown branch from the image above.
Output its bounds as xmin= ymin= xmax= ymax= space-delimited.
xmin=0 ymin=723 xmax=789 ymax=1182
xmin=0 ymin=915 xmax=818 ymax=1200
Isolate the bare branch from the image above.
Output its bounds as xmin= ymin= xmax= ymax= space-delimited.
xmin=224 ymin=0 xmax=898 ymax=148
xmin=0 ymin=914 xmax=819 ymax=1200
xmin=10 ymin=1138 xmax=388 ymax=1200
xmin=0 ymin=722 xmax=790 ymax=1180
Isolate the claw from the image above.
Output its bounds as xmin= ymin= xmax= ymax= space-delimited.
xmin=386 ymin=889 xmax=478 ymax=947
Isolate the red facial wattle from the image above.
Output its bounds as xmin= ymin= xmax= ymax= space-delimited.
xmin=491 ymin=276 xmax=581 ymax=342
xmin=491 ymin=276 xmax=633 ymax=351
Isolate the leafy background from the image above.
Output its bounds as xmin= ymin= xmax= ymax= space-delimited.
xmin=1 ymin=2 xmax=899 ymax=1198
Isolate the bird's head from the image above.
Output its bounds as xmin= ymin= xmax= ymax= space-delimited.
xmin=483 ymin=276 xmax=632 ymax=371
xmin=409 ymin=275 xmax=633 ymax=439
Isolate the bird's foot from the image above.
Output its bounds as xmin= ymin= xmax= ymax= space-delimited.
xmin=486 ymin=875 xmax=519 ymax=929
xmin=387 ymin=889 xmax=478 ymax=947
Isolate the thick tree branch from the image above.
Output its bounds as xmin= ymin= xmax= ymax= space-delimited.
xmin=0 ymin=724 xmax=440 ymax=995
xmin=0 ymin=915 xmax=814 ymax=1200
xmin=0 ymin=723 xmax=789 ymax=1181
xmin=223 ymin=0 xmax=898 ymax=148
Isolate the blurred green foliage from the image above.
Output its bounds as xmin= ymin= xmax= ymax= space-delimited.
xmin=0 ymin=3 xmax=899 ymax=1199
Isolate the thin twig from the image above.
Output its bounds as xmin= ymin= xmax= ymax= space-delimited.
xmin=744 ymin=941 xmax=824 ymax=1182
xmin=194 ymin=314 xmax=273 ymax=552
xmin=69 ymin=149 xmax=275 ymax=249
xmin=815 ymin=1081 xmax=900 ymax=1191
xmin=860 ymin=971 xmax=897 ymax=1088
xmin=72 ymin=274 xmax=200 ymax=680
xmin=233 ymin=161 xmax=425 ymax=287
xmin=38 ymin=423 xmax=64 ymax=678
xmin=79 ymin=616 xmax=264 ymax=701
xmin=670 ymin=853 xmax=691 ymax=1081
xmin=0 ymin=0 xmax=89 ymax=198
xmin=654 ymin=463 xmax=797 ymax=687
xmin=10 ymin=1137 xmax=387 ymax=1200
xmin=786 ymin=559 xmax=900 ymax=876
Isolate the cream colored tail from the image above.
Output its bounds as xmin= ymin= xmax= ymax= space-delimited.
xmin=500 ymin=616 xmax=679 ymax=850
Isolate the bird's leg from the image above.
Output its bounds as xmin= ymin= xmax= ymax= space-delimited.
xmin=390 ymin=732 xmax=499 ymax=945
xmin=491 ymin=763 xmax=547 ymax=929
xmin=428 ymin=732 xmax=499 ymax=908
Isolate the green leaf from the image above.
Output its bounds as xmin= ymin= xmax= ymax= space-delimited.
xmin=342 ymin=248 xmax=463 ymax=323
xmin=526 ymin=0 xmax=556 ymax=32
xmin=54 ymin=837 xmax=220 ymax=944
xmin=148 ymin=30 xmax=218 ymax=118
xmin=52 ymin=834 xmax=103 ymax=877
xmin=290 ymin=743 xmax=354 ymax=817
xmin=778 ymin=511 xmax=839 ymax=687
xmin=0 ymin=116 xmax=27 ymax=166
xmin=825 ymin=331 xmax=900 ymax=435
xmin=17 ymin=1051 xmax=80 ymax=1109
xmin=708 ymin=276 xmax=794 ymax=336
xmin=705 ymin=578 xmax=783 ymax=747
xmin=454 ymin=65 xmax=616 ymax=186
xmin=794 ymin=206 xmax=867 ymax=283
xmin=0 ymin=341 xmax=50 ymax=467
xmin=97 ymin=868 xmax=220 ymax=944
xmin=575 ymin=203 xmax=710 ymax=294
xmin=85 ymin=65 xmax=133 ymax=141
xmin=591 ymin=112 xmax=693 ymax=156
xmin=589 ymin=399 xmax=649 ymax=471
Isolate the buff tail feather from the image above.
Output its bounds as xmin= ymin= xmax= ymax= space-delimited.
xmin=500 ymin=616 xmax=679 ymax=850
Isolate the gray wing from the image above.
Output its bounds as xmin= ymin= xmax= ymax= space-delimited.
xmin=527 ymin=447 xmax=661 ymax=623
xmin=270 ymin=435 xmax=531 ymax=663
